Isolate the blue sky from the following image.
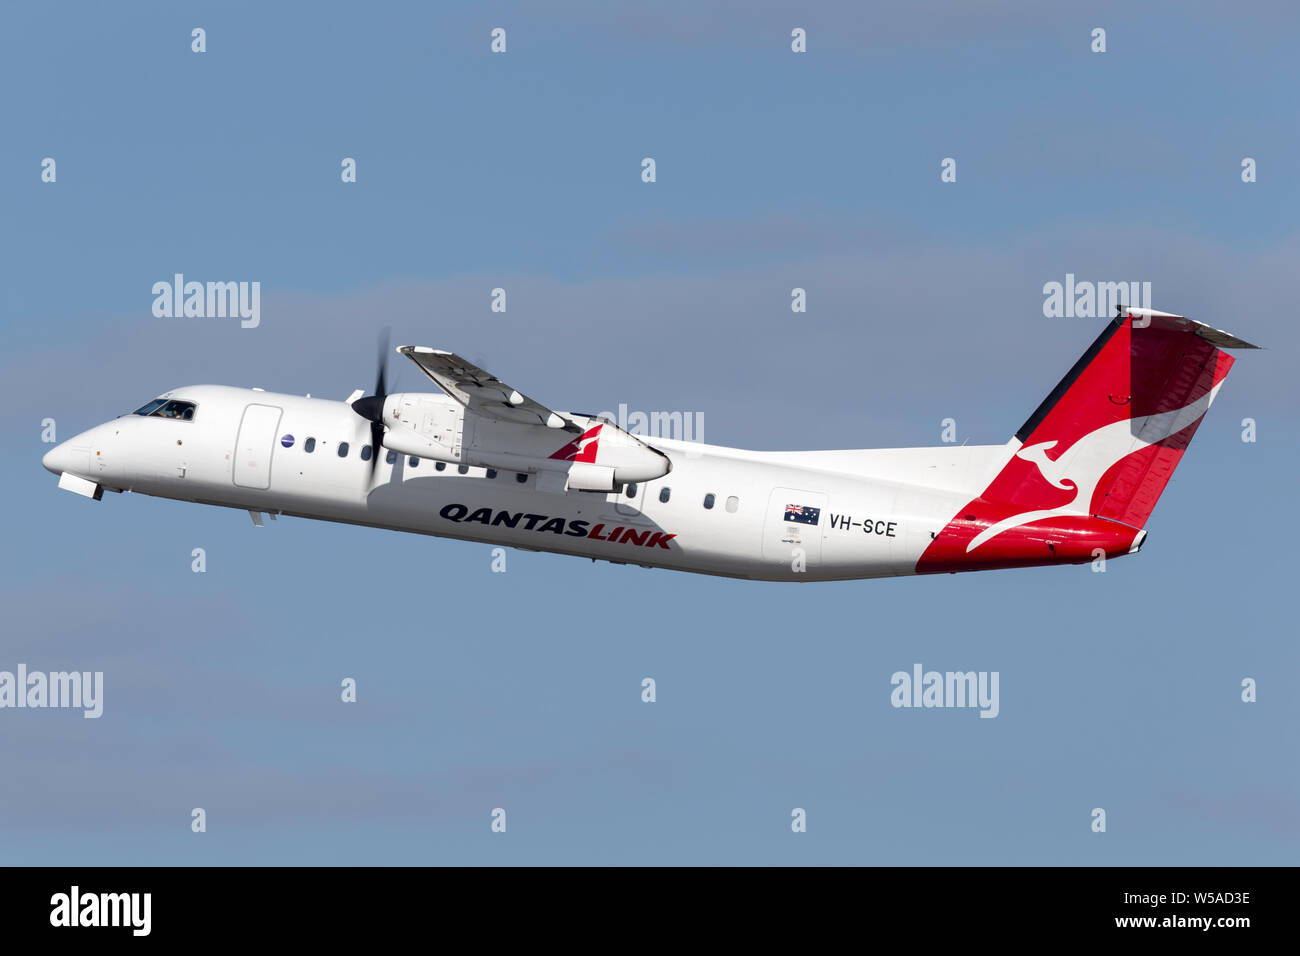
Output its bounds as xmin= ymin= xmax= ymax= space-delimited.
xmin=1 ymin=1 xmax=1296 ymax=864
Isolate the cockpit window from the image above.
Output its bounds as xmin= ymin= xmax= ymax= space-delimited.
xmin=133 ymin=399 xmax=196 ymax=421
xmin=160 ymin=400 xmax=195 ymax=420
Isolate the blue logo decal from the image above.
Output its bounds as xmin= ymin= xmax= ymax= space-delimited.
xmin=281 ymin=434 xmax=295 ymax=448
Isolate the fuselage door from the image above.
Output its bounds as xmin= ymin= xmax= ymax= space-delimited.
xmin=762 ymin=488 xmax=828 ymax=568
xmin=232 ymin=403 xmax=283 ymax=490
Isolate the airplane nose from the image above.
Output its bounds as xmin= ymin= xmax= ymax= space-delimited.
xmin=42 ymin=440 xmax=90 ymax=476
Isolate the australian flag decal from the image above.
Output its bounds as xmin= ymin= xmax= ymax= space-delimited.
xmin=784 ymin=504 xmax=820 ymax=526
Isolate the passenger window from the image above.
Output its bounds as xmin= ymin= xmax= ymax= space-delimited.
xmin=360 ymin=445 xmax=372 ymax=461
xmin=703 ymin=493 xmax=715 ymax=510
xmin=386 ymin=450 xmax=397 ymax=464
xmin=486 ymin=469 xmax=498 ymax=479
xmin=435 ymin=462 xmax=446 ymax=471
xmin=659 ymin=487 xmax=671 ymax=503
xmin=458 ymin=465 xmax=469 ymax=474
xmin=725 ymin=495 xmax=739 ymax=513
xmin=625 ymin=483 xmax=637 ymax=498
xmin=516 ymin=473 xmax=527 ymax=484
xmin=338 ymin=442 xmax=349 ymax=457
xmin=408 ymin=457 xmax=419 ymax=468
xmin=305 ymin=438 xmax=316 ymax=453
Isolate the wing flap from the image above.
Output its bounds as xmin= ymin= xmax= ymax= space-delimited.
xmin=397 ymin=347 xmax=571 ymax=429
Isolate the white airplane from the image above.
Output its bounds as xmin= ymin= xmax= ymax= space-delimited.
xmin=43 ymin=308 xmax=1255 ymax=582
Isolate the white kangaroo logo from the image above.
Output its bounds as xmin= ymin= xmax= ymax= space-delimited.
xmin=967 ymin=381 xmax=1223 ymax=552
xmin=569 ymin=434 xmax=599 ymax=458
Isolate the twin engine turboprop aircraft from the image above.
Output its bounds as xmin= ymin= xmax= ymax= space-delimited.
xmin=42 ymin=308 xmax=1256 ymax=582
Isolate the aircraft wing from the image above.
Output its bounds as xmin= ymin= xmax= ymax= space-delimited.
xmin=397 ymin=346 xmax=573 ymax=429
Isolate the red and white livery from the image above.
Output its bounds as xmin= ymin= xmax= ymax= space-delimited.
xmin=43 ymin=308 xmax=1257 ymax=582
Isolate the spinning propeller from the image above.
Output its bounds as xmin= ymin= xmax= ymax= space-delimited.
xmin=350 ymin=327 xmax=391 ymax=481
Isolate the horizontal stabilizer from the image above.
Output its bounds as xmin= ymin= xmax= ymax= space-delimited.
xmin=1118 ymin=306 xmax=1260 ymax=350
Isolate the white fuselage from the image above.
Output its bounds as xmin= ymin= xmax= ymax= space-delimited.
xmin=43 ymin=385 xmax=1018 ymax=582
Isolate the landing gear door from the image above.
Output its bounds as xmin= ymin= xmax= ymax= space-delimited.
xmin=762 ymin=488 xmax=827 ymax=569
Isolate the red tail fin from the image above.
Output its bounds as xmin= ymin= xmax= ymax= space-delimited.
xmin=917 ymin=309 xmax=1257 ymax=573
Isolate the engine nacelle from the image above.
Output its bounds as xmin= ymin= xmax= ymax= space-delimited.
xmin=590 ymin=427 xmax=672 ymax=483
xmin=373 ymin=392 xmax=671 ymax=488
xmin=381 ymin=424 xmax=457 ymax=462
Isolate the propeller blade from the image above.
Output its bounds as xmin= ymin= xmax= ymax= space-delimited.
xmin=370 ymin=420 xmax=386 ymax=479
xmin=375 ymin=326 xmax=390 ymax=401
xmin=351 ymin=326 xmax=393 ymax=486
